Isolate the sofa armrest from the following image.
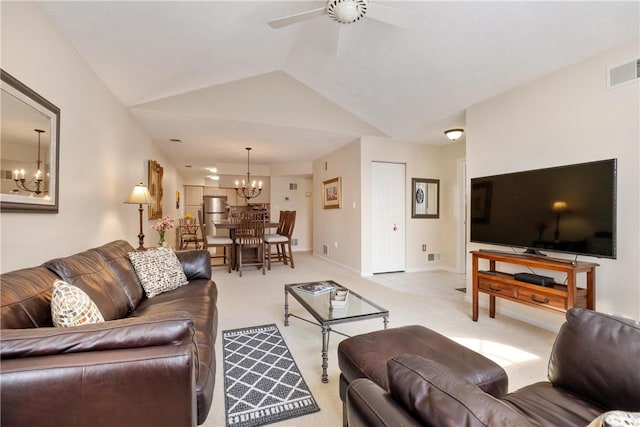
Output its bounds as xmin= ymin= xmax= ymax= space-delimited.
xmin=347 ymin=378 xmax=422 ymax=427
xmin=1 ymin=344 xmax=196 ymax=426
xmin=1 ymin=312 xmax=194 ymax=359
xmin=177 ymin=249 xmax=212 ymax=281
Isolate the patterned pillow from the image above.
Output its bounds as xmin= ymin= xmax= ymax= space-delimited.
xmin=128 ymin=247 xmax=188 ymax=298
xmin=51 ymin=280 xmax=105 ymax=327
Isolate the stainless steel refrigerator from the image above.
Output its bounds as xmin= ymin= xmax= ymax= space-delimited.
xmin=203 ymin=196 xmax=228 ymax=237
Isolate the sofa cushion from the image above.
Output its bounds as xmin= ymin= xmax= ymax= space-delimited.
xmin=501 ymin=382 xmax=604 ymax=426
xmin=128 ymin=248 xmax=188 ymax=298
xmin=387 ymin=354 xmax=530 ymax=427
xmin=0 ymin=266 xmax=59 ymax=328
xmin=91 ymin=240 xmax=144 ymax=310
xmin=548 ymin=308 xmax=640 ymax=411
xmin=44 ymin=250 xmax=131 ymax=321
xmin=50 ymin=280 xmax=105 ymax=327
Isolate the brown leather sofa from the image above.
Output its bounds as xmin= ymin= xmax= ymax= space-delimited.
xmin=342 ymin=308 xmax=640 ymax=426
xmin=0 ymin=240 xmax=217 ymax=427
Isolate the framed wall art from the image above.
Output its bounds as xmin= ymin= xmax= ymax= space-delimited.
xmin=322 ymin=177 xmax=342 ymax=209
xmin=148 ymin=159 xmax=163 ymax=220
xmin=411 ymin=178 xmax=439 ymax=218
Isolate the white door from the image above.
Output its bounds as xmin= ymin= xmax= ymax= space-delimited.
xmin=372 ymin=162 xmax=406 ymax=273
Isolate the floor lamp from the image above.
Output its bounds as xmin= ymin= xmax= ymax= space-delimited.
xmin=124 ymin=182 xmax=155 ymax=250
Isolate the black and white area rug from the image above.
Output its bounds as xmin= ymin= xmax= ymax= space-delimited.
xmin=223 ymin=324 xmax=320 ymax=427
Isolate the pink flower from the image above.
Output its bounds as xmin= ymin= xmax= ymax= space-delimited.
xmin=152 ymin=216 xmax=174 ymax=232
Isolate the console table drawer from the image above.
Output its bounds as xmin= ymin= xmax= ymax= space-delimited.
xmin=517 ymin=288 xmax=566 ymax=310
xmin=478 ymin=279 xmax=516 ymax=298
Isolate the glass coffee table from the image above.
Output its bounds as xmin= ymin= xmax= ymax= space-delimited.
xmin=284 ymin=280 xmax=389 ymax=383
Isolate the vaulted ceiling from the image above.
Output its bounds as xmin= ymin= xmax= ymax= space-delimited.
xmin=38 ymin=1 xmax=639 ymax=181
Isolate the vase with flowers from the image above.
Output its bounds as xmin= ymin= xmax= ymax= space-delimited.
xmin=152 ymin=216 xmax=175 ymax=247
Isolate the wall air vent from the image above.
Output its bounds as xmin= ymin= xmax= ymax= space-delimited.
xmin=608 ymin=58 xmax=640 ymax=89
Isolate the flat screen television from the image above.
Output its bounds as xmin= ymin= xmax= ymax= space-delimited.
xmin=470 ymin=159 xmax=616 ymax=259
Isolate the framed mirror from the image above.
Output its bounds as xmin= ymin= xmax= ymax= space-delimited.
xmin=1 ymin=69 xmax=60 ymax=213
xmin=412 ymin=178 xmax=439 ymax=218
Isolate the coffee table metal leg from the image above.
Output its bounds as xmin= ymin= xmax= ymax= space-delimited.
xmin=284 ymin=288 xmax=290 ymax=326
xmin=383 ymin=316 xmax=389 ymax=329
xmin=321 ymin=325 xmax=330 ymax=383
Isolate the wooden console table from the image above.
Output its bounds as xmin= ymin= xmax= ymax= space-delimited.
xmin=471 ymin=250 xmax=598 ymax=321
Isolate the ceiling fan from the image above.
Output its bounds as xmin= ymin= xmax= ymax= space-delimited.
xmin=268 ymin=0 xmax=411 ymax=57
xmin=267 ymin=0 xmax=410 ymax=29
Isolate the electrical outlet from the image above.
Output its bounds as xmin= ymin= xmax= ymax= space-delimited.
xmin=334 ymin=241 xmax=338 ymax=248
xmin=422 ymin=244 xmax=427 ymax=252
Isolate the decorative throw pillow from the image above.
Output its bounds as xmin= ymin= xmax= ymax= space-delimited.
xmin=51 ymin=280 xmax=105 ymax=327
xmin=128 ymin=247 xmax=188 ymax=298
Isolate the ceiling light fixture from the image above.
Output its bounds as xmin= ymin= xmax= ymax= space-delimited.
xmin=444 ymin=128 xmax=464 ymax=141
xmin=235 ymin=147 xmax=262 ymax=200
xmin=327 ymin=0 xmax=368 ymax=24
xmin=13 ymin=129 xmax=46 ymax=195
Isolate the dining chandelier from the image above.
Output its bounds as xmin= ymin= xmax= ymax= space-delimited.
xmin=13 ymin=129 xmax=46 ymax=195
xmin=235 ymin=147 xmax=262 ymax=200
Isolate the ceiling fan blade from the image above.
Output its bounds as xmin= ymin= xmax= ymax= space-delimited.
xmin=267 ymin=7 xmax=327 ymax=29
xmin=336 ymin=25 xmax=353 ymax=59
xmin=365 ymin=2 xmax=415 ymax=28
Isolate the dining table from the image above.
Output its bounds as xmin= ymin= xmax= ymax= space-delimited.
xmin=212 ymin=219 xmax=280 ymax=270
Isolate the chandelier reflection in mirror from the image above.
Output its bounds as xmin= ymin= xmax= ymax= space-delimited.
xmin=13 ymin=129 xmax=47 ymax=195
xmin=235 ymin=147 xmax=262 ymax=200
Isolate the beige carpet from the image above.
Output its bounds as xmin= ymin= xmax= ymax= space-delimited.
xmin=203 ymin=252 xmax=557 ymax=427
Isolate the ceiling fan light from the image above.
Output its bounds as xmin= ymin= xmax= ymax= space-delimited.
xmin=327 ymin=0 xmax=368 ymax=24
xmin=444 ymin=128 xmax=464 ymax=141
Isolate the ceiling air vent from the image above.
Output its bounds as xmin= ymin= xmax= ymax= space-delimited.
xmin=608 ymin=58 xmax=639 ymax=89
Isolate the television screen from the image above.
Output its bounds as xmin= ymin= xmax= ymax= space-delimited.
xmin=470 ymin=159 xmax=616 ymax=259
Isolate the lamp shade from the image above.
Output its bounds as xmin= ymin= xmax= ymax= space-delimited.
xmin=552 ymin=201 xmax=568 ymax=213
xmin=444 ymin=128 xmax=464 ymax=141
xmin=124 ymin=183 xmax=154 ymax=204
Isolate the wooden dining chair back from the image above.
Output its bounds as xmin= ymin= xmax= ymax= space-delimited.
xmin=264 ymin=210 xmax=296 ymax=270
xmin=198 ymin=210 xmax=233 ymax=273
xmin=179 ymin=217 xmax=200 ymax=249
xmin=235 ymin=210 xmax=266 ymax=276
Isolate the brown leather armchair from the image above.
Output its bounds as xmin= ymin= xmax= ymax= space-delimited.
xmin=344 ymin=308 xmax=640 ymax=426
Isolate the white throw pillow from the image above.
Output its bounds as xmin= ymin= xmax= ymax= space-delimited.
xmin=51 ymin=280 xmax=105 ymax=327
xmin=128 ymin=247 xmax=188 ymax=298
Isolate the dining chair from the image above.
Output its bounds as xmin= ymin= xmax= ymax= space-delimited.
xmin=235 ymin=210 xmax=266 ymax=277
xmin=179 ymin=217 xmax=200 ymax=249
xmin=264 ymin=210 xmax=296 ymax=270
xmin=198 ymin=210 xmax=233 ymax=273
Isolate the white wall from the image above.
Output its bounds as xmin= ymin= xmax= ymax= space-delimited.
xmin=1 ymin=2 xmax=183 ymax=272
xmin=270 ymin=176 xmax=313 ymax=251
xmin=467 ymin=39 xmax=640 ymax=323
xmin=312 ymin=137 xmax=465 ymax=275
xmin=313 ymin=140 xmax=362 ymax=272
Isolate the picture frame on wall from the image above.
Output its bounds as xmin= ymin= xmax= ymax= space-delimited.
xmin=148 ymin=159 xmax=163 ymax=220
xmin=322 ymin=177 xmax=342 ymax=209
xmin=411 ymin=178 xmax=440 ymax=218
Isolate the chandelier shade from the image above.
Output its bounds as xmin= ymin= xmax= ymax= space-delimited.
xmin=13 ymin=129 xmax=46 ymax=195
xmin=235 ymin=147 xmax=263 ymax=201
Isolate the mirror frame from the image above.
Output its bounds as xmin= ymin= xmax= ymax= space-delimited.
xmin=411 ymin=178 xmax=440 ymax=218
xmin=1 ymin=69 xmax=60 ymax=213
